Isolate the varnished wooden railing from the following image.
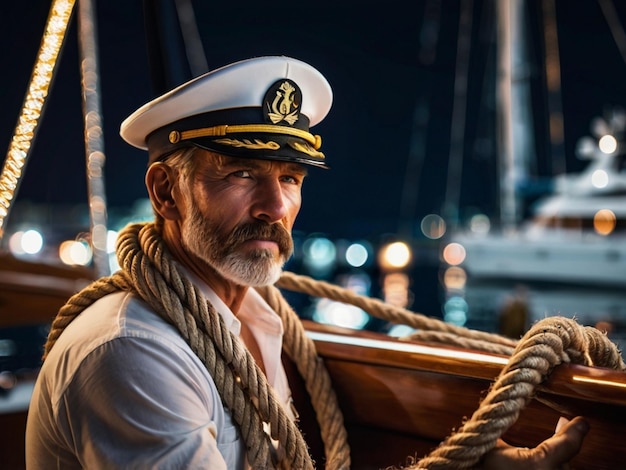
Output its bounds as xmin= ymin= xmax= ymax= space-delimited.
xmin=296 ymin=320 xmax=626 ymax=470
xmin=0 ymin=253 xmax=93 ymax=328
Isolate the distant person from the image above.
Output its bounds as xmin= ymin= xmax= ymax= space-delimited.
xmin=25 ymin=56 xmax=588 ymax=469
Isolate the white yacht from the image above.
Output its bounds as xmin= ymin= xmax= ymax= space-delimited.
xmin=453 ymin=131 xmax=626 ymax=289
xmin=444 ymin=122 xmax=626 ymax=340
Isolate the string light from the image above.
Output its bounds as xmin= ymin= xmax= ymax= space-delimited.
xmin=0 ymin=0 xmax=76 ymax=238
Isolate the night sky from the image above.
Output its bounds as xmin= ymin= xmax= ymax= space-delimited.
xmin=3 ymin=0 xmax=626 ymax=242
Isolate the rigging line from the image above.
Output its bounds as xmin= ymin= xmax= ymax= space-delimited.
xmin=443 ymin=0 xmax=473 ymax=230
xmin=398 ymin=0 xmax=442 ymax=237
xmin=598 ymin=0 xmax=626 ymax=66
xmin=0 ymin=0 xmax=76 ymax=240
xmin=173 ymin=0 xmax=209 ymax=76
xmin=542 ymin=0 xmax=566 ymax=176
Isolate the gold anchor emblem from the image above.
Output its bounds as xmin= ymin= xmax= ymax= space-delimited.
xmin=265 ymin=80 xmax=301 ymax=125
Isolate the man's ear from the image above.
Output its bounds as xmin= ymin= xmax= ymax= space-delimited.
xmin=145 ymin=162 xmax=182 ymax=220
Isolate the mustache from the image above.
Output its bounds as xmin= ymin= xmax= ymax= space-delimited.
xmin=226 ymin=222 xmax=293 ymax=255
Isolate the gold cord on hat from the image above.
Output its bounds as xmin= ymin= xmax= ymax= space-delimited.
xmin=168 ymin=124 xmax=322 ymax=150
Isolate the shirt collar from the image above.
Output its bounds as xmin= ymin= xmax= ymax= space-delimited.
xmin=176 ymin=264 xmax=284 ymax=337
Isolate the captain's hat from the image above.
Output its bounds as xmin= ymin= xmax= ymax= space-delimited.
xmin=120 ymin=56 xmax=332 ymax=168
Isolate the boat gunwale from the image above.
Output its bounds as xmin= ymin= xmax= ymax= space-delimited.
xmin=305 ymin=321 xmax=626 ymax=409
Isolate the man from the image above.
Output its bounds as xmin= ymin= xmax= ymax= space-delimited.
xmin=25 ymin=56 xmax=588 ymax=469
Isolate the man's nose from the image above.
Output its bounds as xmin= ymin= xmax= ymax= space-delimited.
xmin=251 ymin=179 xmax=288 ymax=223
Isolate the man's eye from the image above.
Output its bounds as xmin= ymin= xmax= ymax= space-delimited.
xmin=282 ymin=175 xmax=299 ymax=184
xmin=232 ymin=170 xmax=252 ymax=178
xmin=284 ymin=173 xmax=306 ymax=185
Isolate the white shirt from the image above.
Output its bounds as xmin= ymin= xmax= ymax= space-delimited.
xmin=25 ymin=280 xmax=294 ymax=470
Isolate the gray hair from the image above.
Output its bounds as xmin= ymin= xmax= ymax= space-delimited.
xmin=149 ymin=146 xmax=199 ymax=225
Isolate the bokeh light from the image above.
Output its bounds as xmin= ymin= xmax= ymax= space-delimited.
xmin=598 ymin=134 xmax=617 ymax=154
xmin=443 ymin=296 xmax=468 ymax=326
xmin=469 ymin=214 xmax=491 ymax=234
xmin=59 ymin=240 xmax=93 ymax=266
xmin=420 ymin=214 xmax=446 ymax=239
xmin=378 ymin=241 xmax=412 ymax=270
xmin=313 ymin=299 xmax=370 ymax=329
xmin=10 ymin=229 xmax=44 ymax=255
xmin=303 ymin=236 xmax=336 ymax=273
xmin=591 ymin=169 xmax=609 ymax=188
xmin=443 ymin=266 xmax=467 ymax=290
xmin=345 ymin=242 xmax=369 ymax=268
xmin=442 ymin=242 xmax=466 ymax=266
xmin=593 ymin=209 xmax=616 ymax=235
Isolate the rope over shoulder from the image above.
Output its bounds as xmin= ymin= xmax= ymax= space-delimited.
xmin=44 ymin=223 xmax=321 ymax=469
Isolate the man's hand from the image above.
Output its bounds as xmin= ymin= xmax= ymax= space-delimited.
xmin=481 ymin=416 xmax=589 ymax=469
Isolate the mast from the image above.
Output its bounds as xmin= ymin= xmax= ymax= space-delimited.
xmin=496 ymin=0 xmax=533 ymax=231
xmin=143 ymin=0 xmax=208 ymax=96
xmin=78 ymin=0 xmax=110 ymax=277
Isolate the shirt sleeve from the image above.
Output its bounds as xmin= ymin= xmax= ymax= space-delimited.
xmin=56 ymin=336 xmax=238 ymax=470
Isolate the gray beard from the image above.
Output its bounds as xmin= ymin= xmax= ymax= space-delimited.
xmin=217 ymin=249 xmax=284 ymax=287
xmin=181 ymin=200 xmax=287 ymax=287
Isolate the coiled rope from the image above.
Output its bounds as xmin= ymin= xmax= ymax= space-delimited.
xmin=410 ymin=317 xmax=624 ymax=469
xmin=274 ymin=271 xmax=625 ymax=469
xmin=43 ymin=221 xmax=625 ymax=469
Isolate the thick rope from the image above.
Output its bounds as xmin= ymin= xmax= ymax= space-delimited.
xmin=43 ymin=229 xmax=625 ymax=469
xmin=411 ymin=318 xmax=625 ymax=469
xmin=276 ymin=271 xmax=517 ymax=354
xmin=117 ymin=223 xmax=291 ymax=469
xmin=256 ymin=283 xmax=351 ymax=469
xmin=275 ymin=271 xmax=625 ymax=469
xmin=44 ymin=274 xmax=132 ymax=355
xmin=44 ymin=223 xmax=316 ymax=469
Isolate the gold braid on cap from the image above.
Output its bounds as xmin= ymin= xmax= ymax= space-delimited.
xmin=169 ymin=124 xmax=321 ymax=147
xmin=168 ymin=124 xmax=323 ymax=152
xmin=288 ymin=141 xmax=325 ymax=158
